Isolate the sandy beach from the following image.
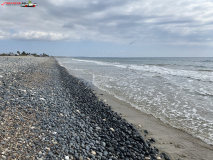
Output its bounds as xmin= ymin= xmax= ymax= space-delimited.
xmin=93 ymin=86 xmax=213 ymax=160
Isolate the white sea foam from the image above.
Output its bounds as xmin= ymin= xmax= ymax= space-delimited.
xmin=92 ymin=71 xmax=213 ymax=145
xmin=128 ymin=65 xmax=213 ymax=82
xmin=72 ymin=58 xmax=127 ymax=69
xmin=113 ymin=64 xmax=127 ymax=68
xmin=70 ymin=58 xmax=213 ymax=82
xmin=72 ymin=58 xmax=115 ymax=66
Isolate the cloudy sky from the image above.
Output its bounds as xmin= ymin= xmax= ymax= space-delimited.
xmin=1 ymin=0 xmax=213 ymax=57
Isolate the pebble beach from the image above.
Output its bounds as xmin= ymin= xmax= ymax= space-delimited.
xmin=0 ymin=57 xmax=168 ymax=160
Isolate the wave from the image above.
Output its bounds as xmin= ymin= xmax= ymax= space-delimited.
xmin=72 ymin=58 xmax=127 ymax=69
xmin=194 ymin=91 xmax=213 ymax=97
xmin=202 ymin=60 xmax=213 ymax=63
xmin=197 ymin=69 xmax=213 ymax=72
xmin=71 ymin=58 xmax=213 ymax=82
xmin=72 ymin=58 xmax=116 ymax=65
xmin=92 ymin=74 xmax=213 ymax=145
xmin=147 ymin=64 xmax=168 ymax=66
xmin=128 ymin=65 xmax=213 ymax=82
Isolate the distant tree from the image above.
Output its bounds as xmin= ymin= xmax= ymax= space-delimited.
xmin=31 ymin=53 xmax=39 ymax=57
xmin=21 ymin=51 xmax=26 ymax=55
xmin=43 ymin=53 xmax=49 ymax=57
xmin=0 ymin=53 xmax=6 ymax=56
xmin=17 ymin=51 xmax=20 ymax=55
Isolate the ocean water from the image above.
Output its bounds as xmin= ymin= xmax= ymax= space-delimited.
xmin=56 ymin=57 xmax=213 ymax=145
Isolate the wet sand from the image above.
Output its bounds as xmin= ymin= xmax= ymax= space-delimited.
xmin=93 ymin=86 xmax=213 ymax=160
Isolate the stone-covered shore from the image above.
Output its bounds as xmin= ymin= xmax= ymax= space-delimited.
xmin=0 ymin=57 xmax=170 ymax=160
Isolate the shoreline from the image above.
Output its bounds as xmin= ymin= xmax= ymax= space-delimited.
xmin=1 ymin=56 xmax=212 ymax=159
xmin=0 ymin=57 xmax=169 ymax=159
xmin=56 ymin=57 xmax=213 ymax=160
xmin=57 ymin=61 xmax=168 ymax=160
xmin=91 ymin=85 xmax=213 ymax=160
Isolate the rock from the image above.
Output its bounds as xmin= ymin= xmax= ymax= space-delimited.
xmin=96 ymin=127 xmax=101 ymax=130
xmin=101 ymin=142 xmax=106 ymax=147
xmin=91 ymin=151 xmax=96 ymax=155
xmin=30 ymin=126 xmax=35 ymax=129
xmin=119 ymin=147 xmax=125 ymax=152
xmin=149 ymin=138 xmax=155 ymax=143
xmin=145 ymin=157 xmax=150 ymax=160
xmin=110 ymin=128 xmax=115 ymax=132
xmin=108 ymin=147 xmax=114 ymax=153
xmin=161 ymin=153 xmax=170 ymax=160
xmin=103 ymin=151 xmax=108 ymax=156
xmin=45 ymin=147 xmax=50 ymax=151
xmin=157 ymin=157 xmax=162 ymax=160
xmin=144 ymin=130 xmax=149 ymax=134
xmin=53 ymin=141 xmax=57 ymax=144
xmin=65 ymin=156 xmax=69 ymax=160
xmin=79 ymin=156 xmax=83 ymax=160
xmin=86 ymin=145 xmax=90 ymax=150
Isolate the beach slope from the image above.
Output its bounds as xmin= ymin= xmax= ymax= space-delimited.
xmin=0 ymin=57 xmax=170 ymax=159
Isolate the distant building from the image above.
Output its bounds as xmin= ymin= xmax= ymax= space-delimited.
xmin=8 ymin=52 xmax=15 ymax=56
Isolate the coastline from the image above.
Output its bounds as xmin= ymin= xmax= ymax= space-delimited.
xmin=56 ymin=57 xmax=213 ymax=160
xmin=1 ymin=56 xmax=212 ymax=159
xmin=92 ymin=85 xmax=213 ymax=160
xmin=0 ymin=57 xmax=168 ymax=159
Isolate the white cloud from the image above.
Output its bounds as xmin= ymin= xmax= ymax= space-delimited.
xmin=0 ymin=0 xmax=213 ymax=46
xmin=10 ymin=31 xmax=70 ymax=41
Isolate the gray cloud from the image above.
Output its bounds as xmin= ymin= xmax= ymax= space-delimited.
xmin=154 ymin=19 xmax=195 ymax=25
xmin=0 ymin=0 xmax=213 ymax=45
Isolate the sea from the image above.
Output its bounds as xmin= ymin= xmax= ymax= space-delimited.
xmin=56 ymin=57 xmax=213 ymax=145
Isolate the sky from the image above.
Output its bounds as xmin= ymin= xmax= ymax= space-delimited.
xmin=0 ymin=0 xmax=213 ymax=57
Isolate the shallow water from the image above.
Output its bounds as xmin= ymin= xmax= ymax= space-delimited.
xmin=56 ymin=57 xmax=213 ymax=145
